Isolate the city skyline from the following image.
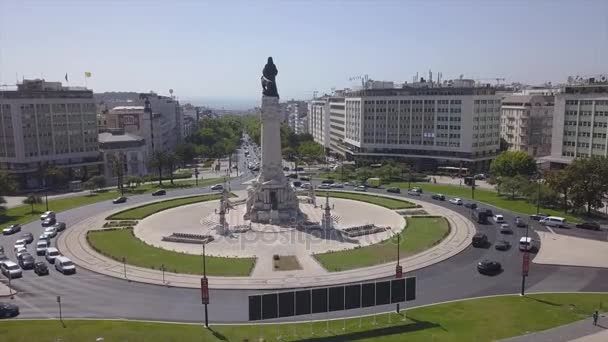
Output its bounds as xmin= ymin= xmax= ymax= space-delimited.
xmin=0 ymin=0 xmax=607 ymax=108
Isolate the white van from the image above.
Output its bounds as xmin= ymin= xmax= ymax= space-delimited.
xmin=540 ymin=216 xmax=566 ymax=228
xmin=45 ymin=247 xmax=61 ymax=263
xmin=519 ymin=237 xmax=539 ymax=251
xmin=54 ymin=256 xmax=76 ymax=274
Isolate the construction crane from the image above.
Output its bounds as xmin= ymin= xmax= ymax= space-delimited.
xmin=475 ymin=78 xmax=506 ymax=86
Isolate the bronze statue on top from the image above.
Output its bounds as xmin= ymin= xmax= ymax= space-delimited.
xmin=261 ymin=57 xmax=279 ymax=98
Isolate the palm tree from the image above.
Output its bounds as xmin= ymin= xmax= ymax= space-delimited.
xmin=23 ymin=193 xmax=43 ymax=214
xmin=148 ymin=151 xmax=167 ymax=186
xmin=165 ymin=152 xmax=177 ymax=185
xmin=110 ymin=154 xmax=125 ymax=195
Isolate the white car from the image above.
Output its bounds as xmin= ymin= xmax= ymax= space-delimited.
xmin=449 ymin=198 xmax=463 ymax=205
xmin=40 ymin=211 xmax=56 ymax=221
xmin=300 ymin=183 xmax=312 ymax=189
xmin=43 ymin=227 xmax=58 ymax=238
xmin=500 ymin=224 xmax=513 ymax=234
xmin=493 ymin=214 xmax=505 ymax=223
xmin=407 ymin=189 xmax=422 ymax=196
xmin=36 ymin=240 xmax=50 ymax=256
xmin=55 ymin=256 xmax=76 ymax=274
xmin=354 ymin=185 xmax=367 ymax=192
xmin=15 ymin=238 xmax=27 ymax=246
xmin=317 ymin=184 xmax=331 ymax=189
xmin=15 ymin=246 xmax=28 ymax=259
xmin=45 ymin=247 xmax=61 ymax=264
xmin=0 ymin=261 xmax=22 ymax=279
xmin=331 ymin=183 xmax=344 ymax=188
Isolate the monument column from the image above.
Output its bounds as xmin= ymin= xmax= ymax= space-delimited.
xmin=260 ymin=96 xmax=283 ymax=182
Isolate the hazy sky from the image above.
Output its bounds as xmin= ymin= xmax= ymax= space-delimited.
xmin=1 ymin=0 xmax=607 ymax=106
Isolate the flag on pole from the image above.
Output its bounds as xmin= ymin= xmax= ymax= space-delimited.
xmin=65 ymin=73 xmax=69 ymax=82
xmin=84 ymin=72 xmax=92 ymax=78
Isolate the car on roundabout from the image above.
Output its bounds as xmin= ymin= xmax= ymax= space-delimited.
xmin=492 ymin=214 xmax=505 ymax=224
xmin=354 ymin=185 xmax=367 ymax=192
xmin=17 ymin=253 xmax=35 ymax=270
xmin=464 ymin=202 xmax=477 ymax=209
xmin=495 ymin=240 xmax=511 ymax=251
xmin=431 ymin=194 xmax=445 ymax=201
xmin=449 ymin=198 xmax=463 ymax=205
xmin=55 ymin=256 xmax=76 ymax=275
xmin=300 ymin=183 xmax=312 ymax=189
xmin=20 ymin=232 xmax=34 ymax=244
xmin=40 ymin=211 xmax=55 ymax=221
xmin=472 ymin=233 xmax=489 ymax=248
xmin=41 ymin=217 xmax=56 ymax=227
xmin=407 ymin=188 xmax=422 ymax=196
xmin=152 ymin=189 xmax=166 ymax=196
xmin=2 ymin=224 xmax=21 ymax=235
xmin=43 ymin=227 xmax=58 ymax=238
xmin=34 ymin=261 xmax=49 ymax=276
xmin=576 ymin=221 xmax=601 ymax=231
xmin=515 ymin=217 xmax=527 ymax=228
xmin=529 ymin=213 xmax=549 ymax=221
xmin=36 ymin=240 xmax=50 ymax=256
xmin=386 ymin=187 xmax=401 ymax=193
xmin=112 ymin=196 xmax=127 ymax=204
xmin=331 ymin=183 xmax=344 ymax=188
xmin=0 ymin=302 xmax=19 ymax=319
xmin=0 ymin=260 xmax=22 ymax=279
xmin=317 ymin=184 xmax=332 ymax=190
xmin=45 ymin=247 xmax=61 ymax=264
xmin=210 ymin=184 xmax=224 ymax=191
xmin=500 ymin=224 xmax=513 ymax=234
xmin=53 ymin=222 xmax=66 ymax=232
xmin=477 ymin=260 xmax=502 ymax=275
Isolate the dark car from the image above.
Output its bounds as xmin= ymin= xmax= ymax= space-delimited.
xmin=576 ymin=222 xmax=601 ymax=231
xmin=321 ymin=179 xmax=335 ymax=184
xmin=210 ymin=184 xmax=224 ymax=191
xmin=472 ymin=233 xmax=489 ymax=248
xmin=41 ymin=217 xmax=56 ymax=227
xmin=431 ymin=194 xmax=445 ymax=201
xmin=20 ymin=232 xmax=34 ymax=244
xmin=2 ymin=224 xmax=21 ymax=235
xmin=292 ymin=181 xmax=302 ymax=188
xmin=287 ymin=173 xmax=298 ymax=179
xmin=299 ymin=176 xmax=311 ymax=181
xmin=530 ymin=213 xmax=549 ymax=221
xmin=0 ymin=302 xmax=19 ymax=319
xmin=34 ymin=261 xmax=49 ymax=276
xmin=477 ymin=260 xmax=502 ymax=275
xmin=295 ymin=167 xmax=304 ymax=172
xmin=484 ymin=209 xmax=494 ymax=217
xmin=464 ymin=202 xmax=478 ymax=209
xmin=283 ymin=166 xmax=290 ymax=171
xmin=495 ymin=240 xmax=511 ymax=251
xmin=112 ymin=196 xmax=127 ymax=204
xmin=152 ymin=189 xmax=166 ymax=196
xmin=17 ymin=253 xmax=35 ymax=269
xmin=53 ymin=222 xmax=67 ymax=232
xmin=386 ymin=187 xmax=401 ymax=194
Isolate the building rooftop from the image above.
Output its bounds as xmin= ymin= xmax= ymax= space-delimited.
xmin=110 ymin=106 xmax=145 ymax=111
xmin=99 ymin=132 xmax=144 ymax=144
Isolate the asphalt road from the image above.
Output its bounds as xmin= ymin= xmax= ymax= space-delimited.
xmin=2 ymin=144 xmax=608 ymax=324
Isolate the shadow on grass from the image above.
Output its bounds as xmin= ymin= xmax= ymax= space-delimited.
xmin=525 ymin=296 xmax=563 ymax=307
xmin=208 ymin=328 xmax=227 ymax=341
xmin=0 ymin=214 xmax=21 ymax=225
xmin=297 ymin=317 xmax=442 ymax=342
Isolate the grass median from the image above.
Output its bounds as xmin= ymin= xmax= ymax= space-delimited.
xmin=315 ymin=216 xmax=450 ymax=272
xmin=2 ymin=293 xmax=607 ymax=341
xmin=107 ymin=193 xmax=225 ymax=220
xmin=87 ymin=227 xmax=255 ymax=276
xmin=389 ymin=182 xmax=583 ymax=223
xmin=323 ymin=191 xmax=416 ymax=209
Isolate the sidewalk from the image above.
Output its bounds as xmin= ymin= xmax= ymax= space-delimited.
xmin=0 ymin=281 xmax=14 ymax=297
xmin=56 ymin=192 xmax=475 ymax=290
xmin=501 ymin=316 xmax=608 ymax=342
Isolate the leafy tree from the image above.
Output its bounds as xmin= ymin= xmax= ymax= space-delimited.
xmin=0 ymin=197 xmax=7 ymax=217
xmin=500 ymin=175 xmax=529 ymax=199
xmin=36 ymin=162 xmax=67 ymax=189
xmin=174 ymin=143 xmax=198 ymax=167
xmin=0 ymin=172 xmax=16 ymax=216
xmin=546 ymin=169 xmax=574 ymax=212
xmin=165 ymin=152 xmax=177 ymax=185
xmin=110 ymin=154 xmax=125 ymax=194
xmin=567 ymin=157 xmax=608 ymax=215
xmin=490 ymin=151 xmax=537 ymax=178
xmin=22 ymin=193 xmax=42 ymax=214
xmin=148 ymin=151 xmax=167 ymax=186
xmin=87 ymin=175 xmax=106 ymax=191
xmin=298 ymin=141 xmax=324 ymax=161
xmin=356 ymin=168 xmax=372 ymax=184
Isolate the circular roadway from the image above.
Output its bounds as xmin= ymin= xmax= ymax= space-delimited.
xmin=3 ymin=147 xmax=608 ymax=323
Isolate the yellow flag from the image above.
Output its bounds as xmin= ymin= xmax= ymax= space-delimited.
xmin=84 ymin=72 xmax=92 ymax=78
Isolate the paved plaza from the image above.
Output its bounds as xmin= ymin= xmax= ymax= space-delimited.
xmin=534 ymin=231 xmax=608 ymax=269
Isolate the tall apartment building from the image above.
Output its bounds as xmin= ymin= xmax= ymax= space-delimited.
xmin=500 ymin=95 xmax=554 ymax=157
xmin=340 ymin=86 xmax=502 ymax=171
xmin=0 ymin=79 xmax=101 ymax=189
xmin=546 ymin=78 xmax=608 ymax=168
xmin=328 ymin=97 xmax=348 ymax=157
xmin=308 ymin=99 xmax=330 ymax=147
xmin=285 ymin=100 xmax=308 ymax=134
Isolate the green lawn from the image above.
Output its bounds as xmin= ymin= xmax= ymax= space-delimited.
xmin=389 ymin=182 xmax=583 ymax=223
xmin=0 ymin=177 xmax=224 ymax=228
xmin=324 ymin=191 xmax=416 ymax=209
xmin=107 ymin=193 xmax=224 ymax=220
xmin=2 ymin=293 xmax=607 ymax=342
xmin=315 ymin=217 xmax=450 ymax=272
xmin=87 ymin=228 xmax=255 ymax=276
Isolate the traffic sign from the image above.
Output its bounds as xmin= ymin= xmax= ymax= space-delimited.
xmin=201 ymin=277 xmax=209 ymax=304
xmin=522 ymin=252 xmax=530 ymax=276
xmin=396 ymin=265 xmax=403 ymax=279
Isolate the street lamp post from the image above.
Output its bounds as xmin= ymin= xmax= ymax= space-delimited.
xmin=45 ymin=189 xmax=49 ymax=211
xmin=202 ymin=243 xmax=209 ymax=328
xmin=471 ymin=183 xmax=476 ymax=200
xmin=536 ymin=172 xmax=542 ymax=215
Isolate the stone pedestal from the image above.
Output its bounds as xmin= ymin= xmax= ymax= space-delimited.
xmin=245 ymin=96 xmax=300 ymax=224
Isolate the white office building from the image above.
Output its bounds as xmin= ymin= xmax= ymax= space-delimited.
xmin=0 ymin=79 xmax=102 ymax=189
xmin=308 ymin=99 xmax=330 ymax=147
xmin=340 ymin=86 xmax=502 ymax=171
xmin=545 ymin=78 xmax=608 ymax=168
